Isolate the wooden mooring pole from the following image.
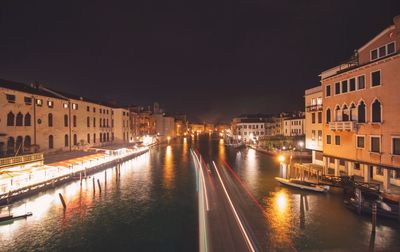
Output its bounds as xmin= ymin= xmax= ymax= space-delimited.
xmin=59 ymin=193 xmax=67 ymax=209
xmin=92 ymin=177 xmax=96 ymax=194
xmin=356 ymin=188 xmax=362 ymax=215
xmin=97 ymin=179 xmax=102 ymax=193
xmin=80 ymin=172 xmax=82 ymax=185
xmin=372 ymin=201 xmax=377 ymax=233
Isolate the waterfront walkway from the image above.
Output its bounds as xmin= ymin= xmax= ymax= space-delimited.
xmin=0 ymin=144 xmax=152 ymax=205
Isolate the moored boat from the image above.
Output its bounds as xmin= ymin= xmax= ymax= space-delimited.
xmin=275 ymin=177 xmax=330 ymax=193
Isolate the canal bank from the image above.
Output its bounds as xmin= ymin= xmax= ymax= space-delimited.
xmin=1 ymin=137 xmax=399 ymax=251
xmin=0 ymin=144 xmax=157 ymax=206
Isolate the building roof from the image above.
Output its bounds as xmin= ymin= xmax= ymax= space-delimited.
xmin=0 ymin=78 xmax=126 ymax=108
xmin=238 ymin=118 xmax=265 ymax=123
xmin=0 ymin=79 xmax=67 ymax=100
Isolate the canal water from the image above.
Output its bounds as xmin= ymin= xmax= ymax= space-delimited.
xmin=1 ymin=136 xmax=400 ymax=251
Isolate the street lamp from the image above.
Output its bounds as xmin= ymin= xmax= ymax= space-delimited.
xmin=298 ymin=141 xmax=304 ymax=164
xmin=278 ymin=155 xmax=288 ymax=179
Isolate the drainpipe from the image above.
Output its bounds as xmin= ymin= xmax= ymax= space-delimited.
xmin=33 ymin=95 xmax=37 ymax=147
xmin=69 ymin=100 xmax=72 ymax=152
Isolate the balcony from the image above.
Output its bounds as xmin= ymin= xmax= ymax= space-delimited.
xmin=306 ymin=104 xmax=323 ymax=112
xmin=329 ymin=121 xmax=357 ymax=131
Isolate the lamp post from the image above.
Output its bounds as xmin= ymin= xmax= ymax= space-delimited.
xmin=298 ymin=141 xmax=304 ymax=164
xmin=278 ymin=155 xmax=287 ymax=179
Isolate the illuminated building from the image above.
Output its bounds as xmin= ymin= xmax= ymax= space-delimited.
xmin=320 ymin=15 xmax=400 ymax=190
xmin=304 ymin=86 xmax=323 ymax=165
xmin=0 ymin=79 xmax=130 ymax=156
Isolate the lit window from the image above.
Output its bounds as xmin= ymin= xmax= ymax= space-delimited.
xmin=72 ymin=103 xmax=78 ymax=110
xmin=36 ymin=99 xmax=43 ymax=106
xmin=47 ymin=101 xmax=54 ymax=108
xmin=63 ymin=103 xmax=69 ymax=109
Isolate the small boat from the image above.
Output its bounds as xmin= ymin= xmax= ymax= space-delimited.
xmin=0 ymin=212 xmax=32 ymax=223
xmin=0 ymin=214 xmax=14 ymax=222
xmin=275 ymin=177 xmax=330 ymax=193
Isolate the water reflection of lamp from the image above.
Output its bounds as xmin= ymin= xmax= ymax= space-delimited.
xmin=276 ymin=191 xmax=288 ymax=213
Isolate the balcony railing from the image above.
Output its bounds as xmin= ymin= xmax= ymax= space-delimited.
xmin=0 ymin=153 xmax=44 ymax=169
xmin=329 ymin=121 xmax=357 ymax=131
xmin=306 ymin=104 xmax=323 ymax=112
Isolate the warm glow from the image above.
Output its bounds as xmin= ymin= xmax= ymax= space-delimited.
xmin=298 ymin=141 xmax=304 ymax=148
xmin=278 ymin=155 xmax=285 ymax=162
xmin=276 ymin=191 xmax=288 ymax=212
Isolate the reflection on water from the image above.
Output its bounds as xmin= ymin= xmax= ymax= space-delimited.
xmin=264 ymin=189 xmax=294 ymax=249
xmin=218 ymin=139 xmax=225 ymax=161
xmin=163 ymin=145 xmax=174 ymax=190
xmin=243 ymin=149 xmax=259 ymax=188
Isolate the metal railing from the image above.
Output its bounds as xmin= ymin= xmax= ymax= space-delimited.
xmin=0 ymin=153 xmax=44 ymax=168
xmin=306 ymin=104 xmax=323 ymax=112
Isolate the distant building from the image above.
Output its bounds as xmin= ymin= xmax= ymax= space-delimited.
xmin=236 ymin=118 xmax=266 ymax=142
xmin=152 ymin=113 xmax=175 ymax=139
xmin=189 ymin=123 xmax=205 ymax=134
xmin=128 ymin=106 xmax=156 ymax=139
xmin=305 ymin=86 xmax=323 ymax=165
xmin=283 ymin=117 xmax=305 ymax=137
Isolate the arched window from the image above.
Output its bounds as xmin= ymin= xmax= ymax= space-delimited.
xmin=24 ymin=113 xmax=31 ymax=126
xmin=342 ymin=105 xmax=349 ymax=121
xmin=107 ymin=132 xmax=109 ymax=141
xmin=73 ymin=134 xmax=77 ymax=145
xmin=7 ymin=112 xmax=14 ymax=126
xmin=48 ymin=113 xmax=53 ymax=127
xmin=7 ymin=137 xmax=15 ymax=155
xmin=335 ymin=105 xmax=342 ymax=121
xmin=358 ymin=101 xmax=366 ymax=123
xmin=100 ymin=133 xmax=103 ymax=142
xmin=16 ymin=112 xmax=23 ymax=126
xmin=87 ymin=133 xmax=90 ymax=144
xmin=64 ymin=134 xmax=69 ymax=147
xmin=49 ymin=135 xmax=54 ymax=149
xmin=73 ymin=115 xmax=77 ymax=127
xmin=16 ymin=136 xmax=23 ymax=153
xmin=326 ymin=108 xmax=331 ymax=124
xmin=372 ymin=99 xmax=382 ymax=123
xmin=93 ymin=133 xmax=96 ymax=143
xmin=64 ymin=114 xmax=68 ymax=127
xmin=87 ymin=117 xmax=90 ymax=127
xmin=24 ymin=136 xmax=31 ymax=151
xmin=349 ymin=103 xmax=357 ymax=121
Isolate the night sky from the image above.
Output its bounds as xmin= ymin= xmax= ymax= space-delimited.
xmin=1 ymin=1 xmax=399 ymax=122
